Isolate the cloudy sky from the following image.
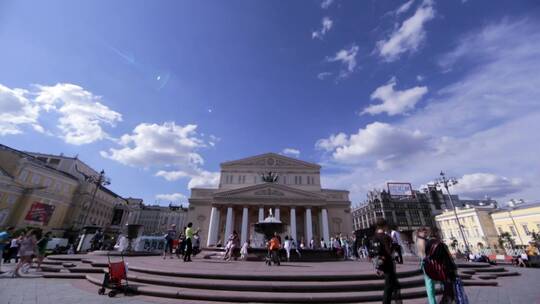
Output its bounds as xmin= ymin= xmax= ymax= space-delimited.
xmin=1 ymin=0 xmax=539 ymax=206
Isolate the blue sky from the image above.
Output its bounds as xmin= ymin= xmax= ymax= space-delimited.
xmin=1 ymin=0 xmax=539 ymax=206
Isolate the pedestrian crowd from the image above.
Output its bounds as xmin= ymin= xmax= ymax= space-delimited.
xmin=0 ymin=226 xmax=52 ymax=277
xmin=162 ymin=222 xmax=201 ymax=262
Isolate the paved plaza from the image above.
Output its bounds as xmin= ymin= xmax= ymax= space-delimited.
xmin=1 ymin=255 xmax=540 ymax=304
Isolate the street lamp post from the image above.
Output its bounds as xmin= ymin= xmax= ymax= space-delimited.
xmin=434 ymin=171 xmax=471 ymax=254
xmin=74 ymin=167 xmax=111 ymax=228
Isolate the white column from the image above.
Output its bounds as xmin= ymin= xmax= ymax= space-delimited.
xmin=241 ymin=207 xmax=249 ymax=245
xmin=290 ymin=208 xmax=297 ymax=241
xmin=275 ymin=207 xmax=280 ymax=221
xmin=305 ymin=208 xmax=313 ymax=245
xmin=207 ymin=207 xmax=219 ymax=246
xmin=322 ymin=208 xmax=330 ymax=246
xmin=224 ymin=207 xmax=233 ymax=240
xmin=258 ymin=207 xmax=264 ymax=222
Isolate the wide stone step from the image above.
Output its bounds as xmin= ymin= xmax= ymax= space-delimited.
xmin=43 ymin=273 xmax=87 ymax=279
xmin=126 ymin=273 xmax=426 ymax=292
xmin=86 ymin=274 xmax=440 ymax=303
xmin=128 ymin=265 xmax=422 ymax=282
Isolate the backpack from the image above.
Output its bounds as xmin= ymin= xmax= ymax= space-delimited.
xmin=423 ymin=241 xmax=447 ymax=281
xmin=368 ymin=237 xmax=383 ymax=258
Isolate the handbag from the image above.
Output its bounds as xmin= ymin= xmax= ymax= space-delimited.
xmin=454 ymin=278 xmax=469 ymax=304
xmin=423 ymin=241 xmax=447 ymax=281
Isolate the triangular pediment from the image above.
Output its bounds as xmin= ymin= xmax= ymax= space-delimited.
xmin=213 ymin=183 xmax=325 ymax=200
xmin=220 ymin=153 xmax=320 ymax=170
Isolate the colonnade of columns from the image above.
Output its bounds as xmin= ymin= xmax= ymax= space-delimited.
xmin=206 ymin=205 xmax=331 ymax=247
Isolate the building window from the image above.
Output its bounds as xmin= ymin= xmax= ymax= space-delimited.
xmin=509 ymin=226 xmax=517 ymax=236
xmin=497 ymin=227 xmax=504 ymax=235
xmin=31 ymin=174 xmax=41 ymax=185
xmin=49 ymin=158 xmax=61 ymax=165
xmin=19 ymin=170 xmax=29 ymax=182
xmin=43 ymin=178 xmax=52 ymax=187
xmin=522 ymin=225 xmax=531 ymax=235
xmin=294 ymin=176 xmax=302 ymax=185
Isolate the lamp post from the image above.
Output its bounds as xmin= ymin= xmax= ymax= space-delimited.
xmin=74 ymin=167 xmax=111 ymax=228
xmin=434 ymin=171 xmax=471 ymax=253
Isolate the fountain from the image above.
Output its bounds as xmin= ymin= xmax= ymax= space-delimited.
xmin=254 ymin=209 xmax=284 ymax=241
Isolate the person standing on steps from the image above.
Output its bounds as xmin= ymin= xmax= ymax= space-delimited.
xmin=391 ymin=226 xmax=403 ymax=265
xmin=425 ymin=227 xmax=457 ymax=304
xmin=183 ymin=223 xmax=199 ymax=262
xmin=416 ymin=227 xmax=436 ymax=304
xmin=370 ymin=219 xmax=401 ymax=304
xmin=163 ymin=224 xmax=177 ymax=259
xmin=36 ymin=231 xmax=52 ymax=271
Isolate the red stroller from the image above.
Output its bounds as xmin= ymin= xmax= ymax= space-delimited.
xmin=98 ymin=253 xmax=131 ymax=297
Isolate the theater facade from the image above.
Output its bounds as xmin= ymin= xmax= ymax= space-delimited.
xmin=187 ymin=153 xmax=352 ymax=248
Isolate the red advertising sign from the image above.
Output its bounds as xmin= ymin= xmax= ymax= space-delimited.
xmin=25 ymin=202 xmax=55 ymax=225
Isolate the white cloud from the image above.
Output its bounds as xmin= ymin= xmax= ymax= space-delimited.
xmin=0 ymin=84 xmax=40 ymax=135
xmin=34 ymin=83 xmax=122 ymax=145
xmin=315 ymin=132 xmax=348 ymax=152
xmin=320 ymin=0 xmax=334 ymax=9
xmin=282 ymin=148 xmax=300 ymax=158
xmin=187 ymin=169 xmax=220 ymax=189
xmin=317 ymin=19 xmax=540 ymax=203
xmin=361 ymin=77 xmax=428 ymax=116
xmin=312 ymin=17 xmax=333 ymax=40
xmin=327 ymin=45 xmax=359 ymax=78
xmin=317 ymin=72 xmax=333 ymax=80
xmin=155 ymin=170 xmax=190 ymax=181
xmin=101 ymin=122 xmax=205 ymax=168
xmin=396 ymin=0 xmax=415 ymax=15
xmin=155 ymin=193 xmax=187 ymax=203
xmin=452 ymin=173 xmax=526 ymax=199
xmin=319 ymin=122 xmax=431 ymax=168
xmin=376 ymin=0 xmax=435 ymax=62
xmin=416 ymin=75 xmax=424 ymax=82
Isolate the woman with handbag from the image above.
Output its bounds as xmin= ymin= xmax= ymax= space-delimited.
xmin=416 ymin=227 xmax=436 ymax=304
xmin=424 ymin=227 xmax=459 ymax=304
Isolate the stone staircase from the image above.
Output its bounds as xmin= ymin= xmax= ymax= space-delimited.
xmin=39 ymin=255 xmax=519 ymax=303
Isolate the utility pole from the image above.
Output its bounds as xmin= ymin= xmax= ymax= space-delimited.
xmin=74 ymin=166 xmax=110 ymax=228
xmin=435 ymin=171 xmax=471 ymax=253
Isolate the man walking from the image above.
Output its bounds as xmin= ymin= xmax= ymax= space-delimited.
xmin=391 ymin=226 xmax=403 ymax=264
xmin=371 ymin=219 xmax=400 ymax=304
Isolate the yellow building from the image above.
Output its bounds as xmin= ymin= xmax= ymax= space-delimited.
xmin=435 ymin=203 xmax=500 ymax=252
xmin=0 ymin=144 xmax=79 ymax=235
xmin=491 ymin=202 xmax=540 ymax=247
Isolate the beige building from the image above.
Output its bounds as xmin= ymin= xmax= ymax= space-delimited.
xmin=187 ymin=153 xmax=352 ymax=248
xmin=126 ymin=198 xmax=188 ymax=235
xmin=491 ymin=202 xmax=540 ymax=247
xmin=435 ymin=203 xmax=500 ymax=252
xmin=0 ymin=144 xmax=79 ymax=234
xmin=25 ymin=151 xmax=129 ymax=232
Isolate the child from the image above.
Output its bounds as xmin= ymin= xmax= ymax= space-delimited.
xmin=240 ymin=241 xmax=249 ymax=260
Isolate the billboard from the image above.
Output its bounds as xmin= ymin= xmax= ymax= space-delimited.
xmin=387 ymin=182 xmax=413 ymax=197
xmin=25 ymin=202 xmax=55 ymax=225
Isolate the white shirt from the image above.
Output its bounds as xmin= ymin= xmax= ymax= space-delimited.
xmin=10 ymin=239 xmax=19 ymax=247
xmin=391 ymin=230 xmax=402 ymax=245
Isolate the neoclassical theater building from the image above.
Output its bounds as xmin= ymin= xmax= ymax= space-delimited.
xmin=187 ymin=153 xmax=352 ymax=248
